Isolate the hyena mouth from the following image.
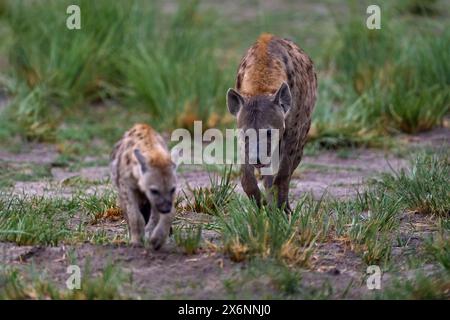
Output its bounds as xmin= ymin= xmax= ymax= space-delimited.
xmin=253 ymin=163 xmax=268 ymax=169
xmin=157 ymin=205 xmax=172 ymax=214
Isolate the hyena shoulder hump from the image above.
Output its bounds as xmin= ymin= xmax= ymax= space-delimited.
xmin=237 ymin=33 xmax=289 ymax=96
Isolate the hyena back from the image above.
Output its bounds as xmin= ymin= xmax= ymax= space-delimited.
xmin=226 ymin=33 xmax=317 ymax=209
xmin=110 ymin=123 xmax=177 ymax=249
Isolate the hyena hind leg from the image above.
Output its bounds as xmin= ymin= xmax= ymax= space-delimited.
xmin=125 ymin=191 xmax=146 ymax=245
xmin=273 ymin=175 xmax=292 ymax=213
xmin=127 ymin=205 xmax=146 ymax=245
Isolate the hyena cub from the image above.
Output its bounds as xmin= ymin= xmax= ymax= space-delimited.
xmin=226 ymin=33 xmax=317 ymax=210
xmin=110 ymin=123 xmax=177 ymax=249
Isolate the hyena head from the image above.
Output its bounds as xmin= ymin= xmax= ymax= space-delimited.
xmin=226 ymin=82 xmax=292 ymax=168
xmin=133 ymin=149 xmax=177 ymax=214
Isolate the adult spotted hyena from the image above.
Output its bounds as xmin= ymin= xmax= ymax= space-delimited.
xmin=110 ymin=123 xmax=177 ymax=249
xmin=226 ymin=33 xmax=317 ymax=210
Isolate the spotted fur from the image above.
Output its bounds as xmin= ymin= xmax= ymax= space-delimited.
xmin=110 ymin=123 xmax=176 ymax=249
xmin=228 ymin=33 xmax=317 ymax=209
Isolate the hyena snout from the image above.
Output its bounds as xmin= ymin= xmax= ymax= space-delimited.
xmin=155 ymin=199 xmax=173 ymax=214
xmin=245 ymin=131 xmax=277 ymax=168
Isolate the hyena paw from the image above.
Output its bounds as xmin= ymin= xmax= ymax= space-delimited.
xmin=130 ymin=240 xmax=143 ymax=248
xmin=150 ymin=234 xmax=165 ymax=250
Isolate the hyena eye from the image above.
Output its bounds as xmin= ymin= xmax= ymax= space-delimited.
xmin=150 ymin=188 xmax=160 ymax=195
xmin=170 ymin=187 xmax=176 ymax=194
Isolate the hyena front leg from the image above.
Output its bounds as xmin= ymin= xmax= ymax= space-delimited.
xmin=273 ymin=158 xmax=292 ymax=212
xmin=241 ymin=164 xmax=261 ymax=206
xmin=148 ymin=210 xmax=174 ymax=250
xmin=124 ymin=190 xmax=146 ymax=245
xmin=144 ymin=207 xmax=159 ymax=243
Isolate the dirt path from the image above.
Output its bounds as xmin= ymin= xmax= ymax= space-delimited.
xmin=3 ymin=145 xmax=407 ymax=199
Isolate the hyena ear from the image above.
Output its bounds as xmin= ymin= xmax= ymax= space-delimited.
xmin=274 ymin=82 xmax=292 ymax=114
xmin=133 ymin=148 xmax=148 ymax=174
xmin=226 ymin=88 xmax=244 ymax=116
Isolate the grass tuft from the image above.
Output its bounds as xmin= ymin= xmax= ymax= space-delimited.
xmin=181 ymin=166 xmax=236 ymax=215
xmin=0 ymin=261 xmax=130 ymax=299
xmin=0 ymin=193 xmax=75 ymax=245
xmin=0 ymin=190 xmax=123 ymax=246
xmin=329 ymin=187 xmax=402 ymax=266
xmin=376 ymin=151 xmax=449 ymax=216
xmin=377 ymin=272 xmax=450 ymax=300
xmin=173 ymin=225 xmax=203 ymax=255
xmin=218 ymin=197 xmax=319 ymax=266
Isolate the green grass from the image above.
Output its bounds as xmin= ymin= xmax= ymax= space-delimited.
xmin=330 ymin=8 xmax=450 ymax=135
xmin=0 ymin=0 xmax=448 ymax=146
xmin=426 ymin=236 xmax=450 ymax=272
xmin=328 ymin=151 xmax=449 ymax=265
xmin=0 ymin=189 xmax=121 ymax=245
xmin=328 ymin=189 xmax=402 ymax=265
xmin=7 ymin=0 xmax=128 ymax=102
xmin=0 ymin=194 xmax=76 ymax=245
xmin=122 ymin=0 xmax=233 ymax=130
xmin=326 ymin=151 xmax=449 ymax=265
xmin=308 ymin=1 xmax=450 ymax=146
xmin=75 ymin=190 xmax=118 ymax=222
xmin=352 ymin=32 xmax=450 ymax=134
xmin=395 ymin=0 xmax=440 ymax=15
xmin=333 ymin=14 xmax=398 ymax=96
xmin=376 ymin=151 xmax=449 ymax=216
xmin=1 ymin=0 xmax=234 ymax=141
xmin=181 ymin=165 xmax=236 ymax=215
xmin=3 ymin=0 xmax=132 ymax=140
xmin=348 ymin=191 xmax=401 ymax=265
xmin=68 ymin=260 xmax=131 ymax=299
xmin=425 ymin=218 xmax=450 ymax=271
xmin=218 ymin=196 xmax=319 ymax=266
xmin=215 ymin=151 xmax=447 ymax=266
xmin=0 ymin=260 xmax=131 ymax=299
xmin=173 ymin=225 xmax=203 ymax=255
xmin=377 ymin=271 xmax=450 ymax=299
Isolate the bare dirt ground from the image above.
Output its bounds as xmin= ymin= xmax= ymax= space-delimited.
xmin=0 ymin=127 xmax=448 ymax=299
